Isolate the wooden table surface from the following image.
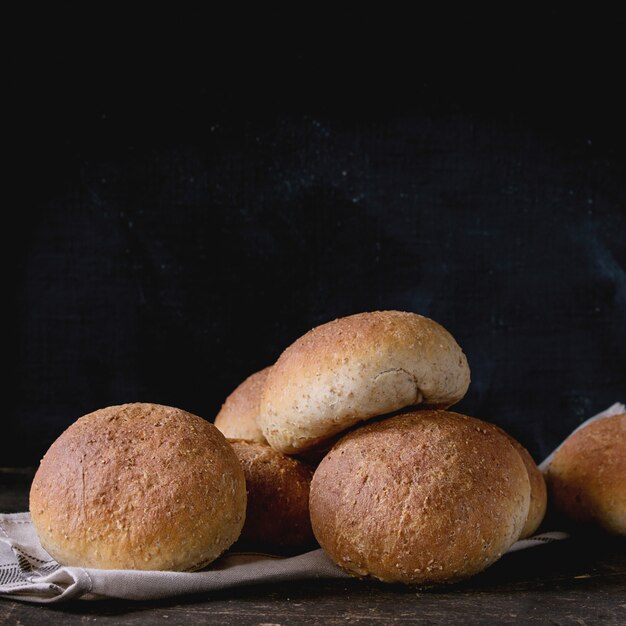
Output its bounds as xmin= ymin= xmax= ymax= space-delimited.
xmin=1 ymin=468 xmax=624 ymax=625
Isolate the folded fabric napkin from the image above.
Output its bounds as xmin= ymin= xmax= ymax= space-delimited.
xmin=1 ymin=402 xmax=623 ymax=603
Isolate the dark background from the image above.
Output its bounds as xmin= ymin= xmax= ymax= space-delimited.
xmin=5 ymin=31 xmax=625 ymax=466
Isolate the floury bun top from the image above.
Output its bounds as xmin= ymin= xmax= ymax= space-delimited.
xmin=257 ymin=311 xmax=470 ymax=454
xmin=30 ymin=403 xmax=247 ymax=571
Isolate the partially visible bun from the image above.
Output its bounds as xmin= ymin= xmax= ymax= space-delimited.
xmin=230 ymin=441 xmax=314 ymax=549
xmin=30 ymin=403 xmax=247 ymax=570
xmin=505 ymin=438 xmax=547 ymax=538
xmin=546 ymin=414 xmax=626 ymax=536
xmin=309 ymin=410 xmax=530 ymax=585
xmin=259 ymin=311 xmax=470 ymax=454
xmin=485 ymin=423 xmax=547 ymax=538
xmin=215 ymin=367 xmax=270 ymax=444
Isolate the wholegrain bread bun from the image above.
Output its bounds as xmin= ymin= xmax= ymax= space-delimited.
xmin=485 ymin=424 xmax=547 ymax=538
xmin=259 ymin=311 xmax=470 ymax=454
xmin=230 ymin=440 xmax=314 ymax=549
xmin=545 ymin=413 xmax=626 ymax=536
xmin=504 ymin=437 xmax=546 ymax=538
xmin=30 ymin=403 xmax=247 ymax=571
xmin=309 ymin=410 xmax=530 ymax=585
xmin=215 ymin=367 xmax=270 ymax=443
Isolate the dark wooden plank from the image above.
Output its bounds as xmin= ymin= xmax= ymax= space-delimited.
xmin=1 ymin=469 xmax=625 ymax=625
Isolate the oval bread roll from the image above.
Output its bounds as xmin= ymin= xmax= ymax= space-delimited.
xmin=546 ymin=413 xmax=626 ymax=536
xmin=259 ymin=311 xmax=470 ymax=453
xmin=30 ymin=403 xmax=247 ymax=571
xmin=230 ymin=440 xmax=314 ymax=549
xmin=215 ymin=367 xmax=270 ymax=444
xmin=309 ymin=410 xmax=530 ymax=585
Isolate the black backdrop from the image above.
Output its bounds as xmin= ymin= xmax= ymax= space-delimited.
xmin=6 ymin=44 xmax=626 ymax=467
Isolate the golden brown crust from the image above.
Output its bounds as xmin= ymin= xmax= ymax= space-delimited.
xmin=214 ymin=367 xmax=271 ymax=443
xmin=483 ymin=423 xmax=547 ymax=538
xmin=546 ymin=414 xmax=626 ymax=536
xmin=507 ymin=439 xmax=547 ymax=538
xmin=30 ymin=403 xmax=247 ymax=571
xmin=230 ymin=441 xmax=314 ymax=549
xmin=309 ymin=410 xmax=530 ymax=585
xmin=259 ymin=311 xmax=470 ymax=453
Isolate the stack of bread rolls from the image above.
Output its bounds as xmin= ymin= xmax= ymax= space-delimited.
xmin=215 ymin=310 xmax=548 ymax=584
xmin=32 ymin=309 xmax=620 ymax=582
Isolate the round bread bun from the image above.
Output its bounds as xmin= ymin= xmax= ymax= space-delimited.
xmin=230 ymin=440 xmax=314 ymax=549
xmin=30 ymin=403 xmax=247 ymax=571
xmin=215 ymin=367 xmax=270 ymax=443
xmin=484 ymin=424 xmax=547 ymax=538
xmin=545 ymin=413 xmax=626 ymax=536
xmin=259 ymin=311 xmax=470 ymax=454
xmin=309 ymin=410 xmax=530 ymax=585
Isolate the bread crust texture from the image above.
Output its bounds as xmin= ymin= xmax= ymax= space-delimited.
xmin=483 ymin=423 xmax=547 ymax=538
xmin=30 ymin=403 xmax=247 ymax=571
xmin=259 ymin=311 xmax=470 ymax=453
xmin=215 ymin=367 xmax=271 ymax=444
xmin=230 ymin=440 xmax=314 ymax=549
xmin=546 ymin=413 xmax=626 ymax=536
xmin=309 ymin=410 xmax=530 ymax=585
